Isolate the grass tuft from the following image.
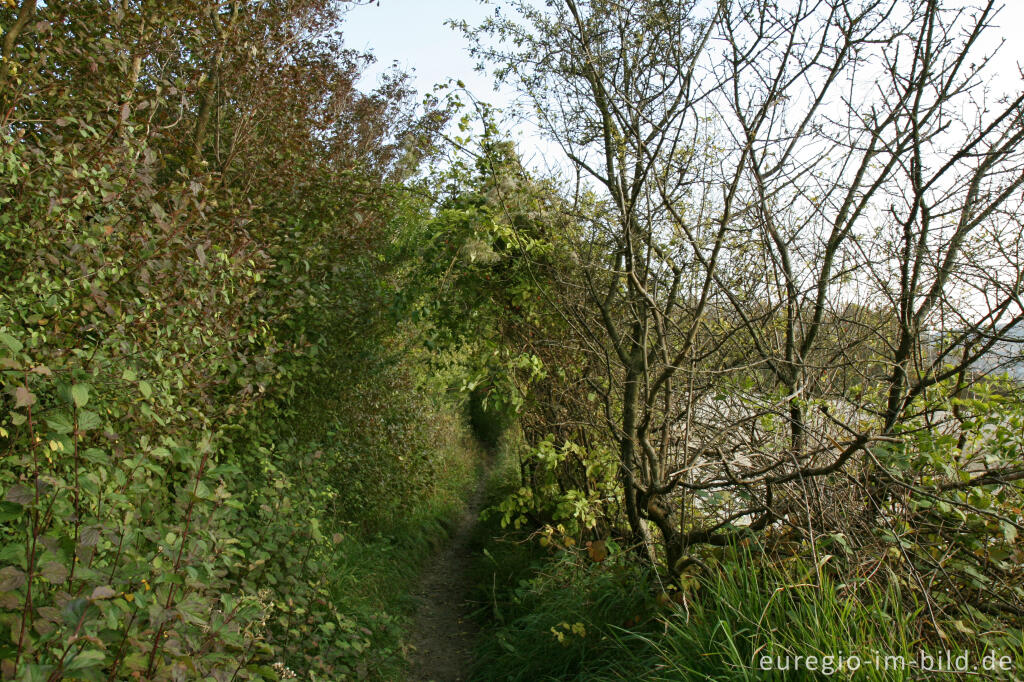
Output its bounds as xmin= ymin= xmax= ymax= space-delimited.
xmin=470 ymin=443 xmax=1024 ymax=681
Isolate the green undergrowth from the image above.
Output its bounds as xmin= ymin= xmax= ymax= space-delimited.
xmin=469 ymin=440 xmax=1024 ymax=681
xmin=326 ymin=434 xmax=482 ymax=681
xmin=259 ymin=362 xmax=486 ymax=680
xmin=601 ymin=555 xmax=1024 ymax=681
xmin=467 ymin=439 xmax=659 ymax=681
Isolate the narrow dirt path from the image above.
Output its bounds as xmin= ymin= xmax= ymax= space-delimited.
xmin=406 ymin=478 xmax=487 ymax=681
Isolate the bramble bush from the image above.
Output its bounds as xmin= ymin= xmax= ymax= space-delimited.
xmin=0 ymin=1 xmax=468 ymax=679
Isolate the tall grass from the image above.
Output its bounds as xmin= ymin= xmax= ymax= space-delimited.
xmin=468 ymin=437 xmax=657 ymax=681
xmin=473 ymin=542 xmax=1024 ymax=681
xmin=469 ymin=542 xmax=655 ymax=681
xmin=470 ymin=447 xmax=1024 ymax=682
xmin=322 ymin=427 xmax=482 ymax=681
xmin=606 ymin=553 xmax=941 ymax=681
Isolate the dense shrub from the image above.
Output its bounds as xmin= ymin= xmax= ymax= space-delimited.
xmin=0 ymin=1 xmax=465 ymax=678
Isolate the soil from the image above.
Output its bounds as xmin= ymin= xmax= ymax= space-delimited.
xmin=406 ymin=479 xmax=487 ymax=681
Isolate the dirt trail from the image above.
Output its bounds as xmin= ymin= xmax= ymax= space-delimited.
xmin=406 ymin=479 xmax=487 ymax=681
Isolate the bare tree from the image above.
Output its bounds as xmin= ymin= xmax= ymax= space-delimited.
xmin=467 ymin=0 xmax=1024 ymax=615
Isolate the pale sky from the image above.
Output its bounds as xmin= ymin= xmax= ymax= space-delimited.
xmin=343 ymin=0 xmax=509 ymax=105
xmin=342 ymin=0 xmax=1024 ymax=166
xmin=343 ymin=0 xmax=560 ymax=167
xmin=344 ymin=0 xmax=1024 ymax=96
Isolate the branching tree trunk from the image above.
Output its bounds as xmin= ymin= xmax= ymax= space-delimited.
xmin=466 ymin=0 xmax=1024 ymax=603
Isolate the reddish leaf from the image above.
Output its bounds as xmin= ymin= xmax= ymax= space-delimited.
xmin=3 ymin=484 xmax=32 ymax=505
xmin=40 ymin=562 xmax=69 ymax=584
xmin=0 ymin=567 xmax=26 ymax=592
xmin=14 ymin=386 xmax=35 ymax=408
xmin=587 ymin=539 xmax=608 ymax=562
xmin=90 ymin=585 xmax=117 ymax=600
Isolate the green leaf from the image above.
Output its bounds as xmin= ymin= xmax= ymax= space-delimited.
xmin=71 ymin=383 xmax=90 ymax=408
xmin=0 ymin=332 xmax=22 ymax=353
xmin=65 ymin=650 xmax=106 ymax=671
xmin=61 ymin=598 xmax=94 ymax=626
xmin=77 ymin=410 xmax=102 ymax=432
xmin=139 ymin=380 xmax=153 ymax=399
xmin=46 ymin=412 xmax=74 ymax=435
xmin=1002 ymin=521 xmax=1018 ymax=545
xmin=0 ymin=539 xmax=26 ymax=564
xmin=81 ymin=448 xmax=108 ymax=464
xmin=21 ymin=665 xmax=56 ymax=682
xmin=0 ymin=502 xmax=25 ymax=522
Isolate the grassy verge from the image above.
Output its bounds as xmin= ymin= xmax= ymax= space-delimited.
xmin=602 ymin=554 xmax=1024 ymax=681
xmin=466 ymin=439 xmax=658 ymax=681
xmin=469 ymin=441 xmax=1024 ymax=681
xmin=321 ymin=429 xmax=484 ymax=681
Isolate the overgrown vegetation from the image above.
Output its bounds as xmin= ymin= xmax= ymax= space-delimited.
xmin=0 ymin=1 xmax=483 ymax=678
xmin=454 ymin=1 xmax=1024 ymax=677
xmin=3 ymin=0 xmax=1024 ymax=680
xmin=472 ymin=433 xmax=1024 ymax=681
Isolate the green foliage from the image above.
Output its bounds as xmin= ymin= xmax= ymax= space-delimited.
xmin=489 ymin=436 xmax=619 ymax=535
xmin=859 ymin=377 xmax=1024 ymax=623
xmin=410 ymin=130 xmax=573 ymax=427
xmin=0 ymin=1 xmax=471 ymax=678
xmin=271 ymin=408 xmax=480 ymax=680
xmin=472 ymin=527 xmax=1024 ymax=682
xmin=469 ymin=386 xmax=514 ymax=448
xmin=468 ymin=441 xmax=655 ymax=682
xmin=598 ymin=548 xmax=1024 ymax=681
xmin=4 ymin=1 xmax=1022 ymax=679
xmin=471 ymin=549 xmax=653 ymax=682
xmin=472 ymin=421 xmax=1024 ymax=681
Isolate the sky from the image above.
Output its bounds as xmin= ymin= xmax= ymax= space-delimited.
xmin=342 ymin=0 xmax=1024 ymax=167
xmin=342 ymin=0 xmax=510 ymax=106
xmin=342 ymin=0 xmax=1024 ymax=94
xmin=340 ymin=0 xmax=557 ymax=165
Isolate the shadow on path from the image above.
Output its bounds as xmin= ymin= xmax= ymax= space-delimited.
xmin=406 ymin=470 xmax=489 ymax=681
